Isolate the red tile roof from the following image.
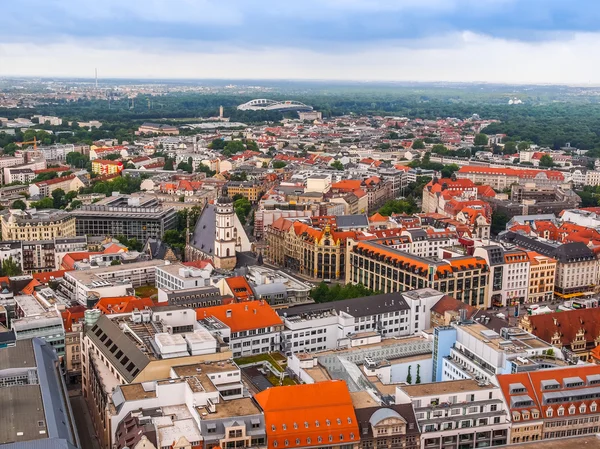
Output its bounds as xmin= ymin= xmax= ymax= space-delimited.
xmin=94 ymin=296 xmax=154 ymax=314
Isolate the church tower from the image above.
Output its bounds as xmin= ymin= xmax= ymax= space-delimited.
xmin=214 ymin=193 xmax=237 ymax=270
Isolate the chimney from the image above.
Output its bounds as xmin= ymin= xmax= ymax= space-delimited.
xmin=459 ymin=308 xmax=467 ymax=323
xmin=254 ymin=309 xmax=257 ymax=314
xmin=226 ymin=309 xmax=232 ymax=318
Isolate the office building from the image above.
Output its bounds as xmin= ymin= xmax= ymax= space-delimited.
xmin=1 ymin=209 xmax=76 ymax=241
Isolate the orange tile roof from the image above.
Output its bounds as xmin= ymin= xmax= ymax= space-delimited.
xmin=195 ymin=300 xmax=282 ymax=333
xmin=255 ymin=380 xmax=359 ymax=449
xmin=183 ymin=260 xmax=214 ymax=270
xmin=225 ymin=276 xmax=254 ymax=301
xmin=369 ymin=212 xmax=387 ymax=222
xmin=21 ymin=279 xmax=41 ymax=295
xmin=94 ymin=296 xmax=154 ymax=314
xmin=331 ymin=180 xmax=362 ymax=192
xmin=94 ymin=159 xmax=123 ymax=166
xmin=458 ymin=165 xmax=564 ymax=180
xmin=61 ymin=305 xmax=86 ymax=332
xmin=35 ymin=174 xmax=76 ymax=187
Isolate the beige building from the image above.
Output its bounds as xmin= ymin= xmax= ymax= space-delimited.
xmin=1 ymin=208 xmax=76 ymax=240
xmin=65 ymin=322 xmax=83 ymax=383
xmin=526 ymin=251 xmax=557 ymax=303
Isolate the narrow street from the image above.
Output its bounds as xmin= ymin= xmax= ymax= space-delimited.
xmin=70 ymin=394 xmax=101 ymax=449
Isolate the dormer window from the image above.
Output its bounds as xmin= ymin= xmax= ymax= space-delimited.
xmin=569 ymin=405 xmax=576 ymax=415
xmin=591 ymin=403 xmax=598 ymax=412
xmin=547 ymin=408 xmax=553 ymax=418
xmin=580 ymin=404 xmax=587 ymax=414
xmin=557 ymin=407 xmax=564 ymax=416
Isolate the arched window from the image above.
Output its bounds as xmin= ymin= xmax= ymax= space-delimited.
xmin=227 ymin=232 xmax=230 ymax=239
xmin=226 ymin=248 xmax=230 ymax=257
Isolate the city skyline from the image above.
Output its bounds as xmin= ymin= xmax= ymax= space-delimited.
xmin=2 ymin=0 xmax=600 ymax=84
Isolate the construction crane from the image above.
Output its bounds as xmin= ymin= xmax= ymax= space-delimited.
xmin=16 ymin=136 xmax=38 ymax=150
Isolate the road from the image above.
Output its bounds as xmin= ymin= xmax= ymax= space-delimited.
xmin=70 ymin=394 xmax=101 ymax=449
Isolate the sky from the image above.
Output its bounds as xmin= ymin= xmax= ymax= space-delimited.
xmin=2 ymin=0 xmax=600 ymax=84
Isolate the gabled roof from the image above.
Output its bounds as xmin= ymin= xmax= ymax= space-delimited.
xmin=526 ymin=308 xmax=600 ymax=347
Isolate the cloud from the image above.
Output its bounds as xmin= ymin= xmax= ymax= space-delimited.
xmin=2 ymin=1 xmax=600 ymax=83
xmin=2 ymin=31 xmax=600 ymax=84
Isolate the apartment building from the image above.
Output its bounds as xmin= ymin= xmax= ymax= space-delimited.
xmin=497 ymin=365 xmax=600 ymax=444
xmin=197 ymin=301 xmax=283 ymax=358
xmin=395 ymin=379 xmax=509 ymax=449
xmin=279 ymin=292 xmax=412 ymax=354
xmin=1 ymin=208 xmax=76 ymax=241
xmin=155 ymin=263 xmax=213 ymax=294
xmin=226 ymin=181 xmax=262 ymax=202
xmin=401 ymin=229 xmax=459 ymax=258
xmin=108 ymin=361 xmax=263 ymax=449
xmin=500 ymin=232 xmax=598 ymax=296
xmin=526 ymin=251 xmax=557 ymax=303
xmin=346 ymin=241 xmax=490 ymax=308
xmin=82 ymin=307 xmax=231 ymax=448
xmin=473 ymin=246 xmax=530 ymax=307
xmin=456 ymin=166 xmax=564 ymax=190
xmin=0 ymin=240 xmax=23 ymax=270
xmin=433 ymin=322 xmax=565 ymax=383
xmin=29 ymin=174 xmax=85 ymax=198
xmin=91 ymin=159 xmax=124 ymax=175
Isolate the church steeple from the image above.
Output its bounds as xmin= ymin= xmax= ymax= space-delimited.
xmin=213 ymin=193 xmax=237 ymax=270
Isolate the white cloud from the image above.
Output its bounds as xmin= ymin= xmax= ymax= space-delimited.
xmin=1 ymin=31 xmax=599 ymax=84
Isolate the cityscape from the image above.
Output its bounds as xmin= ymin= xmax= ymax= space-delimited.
xmin=5 ymin=2 xmax=600 ymax=449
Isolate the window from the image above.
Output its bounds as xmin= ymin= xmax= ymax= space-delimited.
xmin=284 ymin=441 xmax=289 ymax=447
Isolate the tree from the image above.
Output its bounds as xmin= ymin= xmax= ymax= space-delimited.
xmin=177 ymin=161 xmax=193 ymax=173
xmin=440 ymin=164 xmax=460 ymax=179
xmin=246 ymin=140 xmax=259 ymax=151
xmin=412 ymin=139 xmax=425 ymax=150
xmin=222 ymin=140 xmax=245 ymax=157
xmin=1 ymin=257 xmax=22 ymax=277
xmin=503 ymin=141 xmax=517 ymax=153
xmin=31 ymin=197 xmax=54 ymax=209
xmin=474 ymin=133 xmax=488 ymax=146
xmin=518 ymin=141 xmax=531 ymax=151
xmin=310 ymin=282 xmax=379 ymax=303
xmin=539 ymin=154 xmax=555 ymax=167
xmin=11 ymin=199 xmax=26 ymax=210
xmin=52 ymin=189 xmax=66 ymax=209
xmin=66 ymin=151 xmax=89 ymax=168
xmin=110 ymin=259 xmax=121 ymax=266
xmin=164 ymin=158 xmax=175 ymax=171
xmin=68 ymin=200 xmax=82 ymax=210
xmin=491 ymin=211 xmax=509 ymax=235
xmin=406 ymin=366 xmax=412 ymax=384
xmin=196 ymin=163 xmax=216 ymax=177
xmin=416 ymin=364 xmax=421 ymax=384
xmin=379 ymin=199 xmax=417 ymax=216
xmin=330 ymin=160 xmax=344 ymax=170
xmin=272 ymin=161 xmax=287 ymax=169
xmin=209 ymin=138 xmax=226 ymax=150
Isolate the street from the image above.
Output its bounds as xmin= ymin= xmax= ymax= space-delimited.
xmin=70 ymin=394 xmax=101 ymax=449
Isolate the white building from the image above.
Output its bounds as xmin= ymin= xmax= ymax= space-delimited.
xmin=0 ymin=240 xmax=23 ymax=270
xmin=396 ymin=379 xmax=510 ymax=449
xmin=155 ymin=263 xmax=214 ymax=294
xmin=61 ymin=259 xmax=167 ymax=305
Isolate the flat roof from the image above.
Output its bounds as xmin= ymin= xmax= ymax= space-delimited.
xmin=172 ymin=360 xmax=238 ymax=377
xmin=0 ymin=385 xmax=47 ymax=444
xmin=400 ymin=379 xmax=495 ymax=397
xmin=197 ymin=397 xmax=260 ymax=419
xmin=119 ymin=383 xmax=157 ymax=402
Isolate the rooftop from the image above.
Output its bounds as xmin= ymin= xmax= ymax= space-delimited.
xmin=197 ymin=397 xmax=260 ymax=419
xmin=399 ymin=378 xmax=495 ymax=397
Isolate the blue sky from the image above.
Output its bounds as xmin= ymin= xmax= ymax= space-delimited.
xmin=2 ymin=0 xmax=600 ymax=83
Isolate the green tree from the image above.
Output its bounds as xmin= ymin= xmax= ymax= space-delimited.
xmin=66 ymin=151 xmax=89 ymax=168
xmin=11 ymin=199 xmax=26 ymax=210
xmin=518 ymin=141 xmax=531 ymax=151
xmin=491 ymin=211 xmax=510 ymax=235
xmin=378 ymin=199 xmax=417 ymax=216
xmin=196 ymin=163 xmax=216 ymax=177
xmin=1 ymin=257 xmax=22 ymax=277
xmin=209 ymin=138 xmax=226 ymax=150
xmin=52 ymin=188 xmax=66 ymax=209
xmin=503 ymin=141 xmax=517 ymax=153
xmin=246 ymin=140 xmax=259 ymax=151
xmin=412 ymin=139 xmax=425 ymax=150
xmin=440 ymin=164 xmax=460 ymax=178
xmin=31 ymin=197 xmax=54 ymax=209
xmin=177 ymin=161 xmax=193 ymax=173
xmin=330 ymin=160 xmax=344 ymax=170
xmin=310 ymin=282 xmax=378 ymax=303
xmin=406 ymin=366 xmax=412 ymax=384
xmin=416 ymin=364 xmax=421 ymax=384
xmin=68 ymin=200 xmax=82 ymax=210
xmin=539 ymin=154 xmax=555 ymax=167
xmin=164 ymin=158 xmax=175 ymax=171
xmin=110 ymin=259 xmax=121 ymax=266
xmin=474 ymin=133 xmax=488 ymax=146
xmin=272 ymin=160 xmax=287 ymax=169
xmin=222 ymin=140 xmax=245 ymax=157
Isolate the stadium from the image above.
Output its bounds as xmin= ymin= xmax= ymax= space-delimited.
xmin=237 ymin=99 xmax=314 ymax=112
